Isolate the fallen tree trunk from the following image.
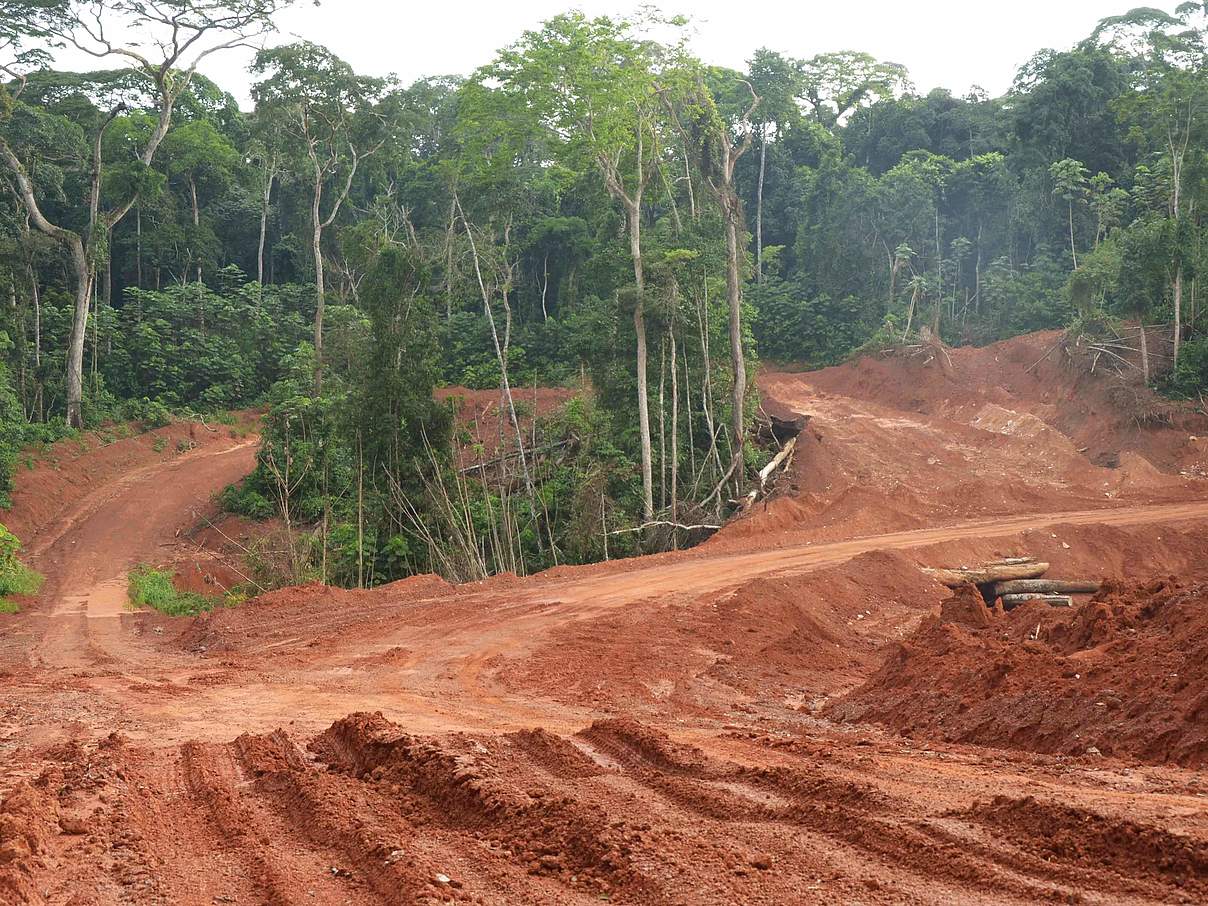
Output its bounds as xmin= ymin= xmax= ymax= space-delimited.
xmin=739 ymin=435 xmax=798 ymax=512
xmin=922 ymin=561 xmax=1049 ymax=588
xmin=1002 ymin=594 xmax=1074 ymax=609
xmin=993 ymin=579 xmax=1100 ymax=597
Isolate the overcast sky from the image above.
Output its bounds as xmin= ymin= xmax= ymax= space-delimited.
xmin=52 ymin=1 xmax=1159 ymax=106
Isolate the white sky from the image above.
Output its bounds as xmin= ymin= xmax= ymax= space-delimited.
xmin=49 ymin=1 xmax=1162 ymax=107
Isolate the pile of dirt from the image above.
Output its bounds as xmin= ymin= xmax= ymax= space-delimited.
xmin=727 ymin=331 xmax=1208 ymax=549
xmin=799 ymin=330 xmax=1205 ymax=473
xmin=830 ymin=578 xmax=1208 ymax=766
xmin=959 ymin=794 xmax=1208 ymax=897
xmin=499 ymin=550 xmax=947 ymax=713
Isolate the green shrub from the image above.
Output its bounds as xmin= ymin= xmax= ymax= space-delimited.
xmin=0 ymin=524 xmax=43 ymax=609
xmin=1162 ymin=337 xmax=1208 ymax=400
xmin=219 ymin=482 xmax=274 ymax=520
xmin=127 ymin=566 xmax=217 ymax=617
xmin=152 ymin=435 xmax=168 ymax=453
xmin=124 ymin=398 xmax=173 ymax=430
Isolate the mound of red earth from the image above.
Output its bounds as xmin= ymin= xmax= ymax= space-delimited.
xmin=727 ymin=330 xmax=1208 ymax=549
xmin=791 ymin=329 xmax=1199 ymax=472
xmin=830 ymin=579 xmax=1208 ymax=766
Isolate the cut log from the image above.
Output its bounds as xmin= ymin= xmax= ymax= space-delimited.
xmin=993 ymin=579 xmax=1100 ymax=597
xmin=1001 ymin=594 xmax=1074 ymax=609
xmin=739 ymin=435 xmax=798 ymax=511
xmin=922 ymin=561 xmax=1050 ymax=588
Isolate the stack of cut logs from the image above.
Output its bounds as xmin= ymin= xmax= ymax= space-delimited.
xmin=921 ymin=557 xmax=1100 ymax=609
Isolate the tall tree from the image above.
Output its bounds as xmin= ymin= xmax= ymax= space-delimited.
xmin=798 ymin=50 xmax=911 ymax=129
xmin=1050 ymin=157 xmax=1089 ymax=269
xmin=252 ymin=42 xmax=386 ymax=392
xmin=483 ymin=12 xmax=682 ymax=523
xmin=746 ymin=48 xmax=801 ymax=283
xmin=1 ymin=0 xmax=288 ymax=427
xmin=1102 ymin=3 xmax=1208 ymax=367
xmin=669 ymin=67 xmax=760 ymax=485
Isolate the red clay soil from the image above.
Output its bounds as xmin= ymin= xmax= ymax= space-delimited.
xmin=3 ymin=332 xmax=1208 ymax=905
xmin=436 ymin=385 xmax=577 ymax=467
xmin=829 ymin=577 xmax=1208 ymax=767
xmin=726 ymin=330 xmax=1208 ymax=550
xmin=1 ymin=415 xmax=256 ymax=547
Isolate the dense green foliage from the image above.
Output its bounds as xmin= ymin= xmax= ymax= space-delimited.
xmin=0 ymin=522 xmax=43 ymax=611
xmin=127 ymin=565 xmax=218 ymax=617
xmin=1 ymin=2 xmax=1206 ymax=589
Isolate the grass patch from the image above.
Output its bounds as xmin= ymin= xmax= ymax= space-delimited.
xmin=0 ymin=524 xmax=44 ymax=613
xmin=127 ymin=566 xmax=218 ymax=617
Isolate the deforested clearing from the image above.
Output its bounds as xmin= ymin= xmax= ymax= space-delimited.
xmin=2 ymin=2 xmax=1208 ymax=904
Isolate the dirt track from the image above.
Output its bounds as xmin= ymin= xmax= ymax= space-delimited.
xmin=3 ymin=336 xmax=1208 ymax=904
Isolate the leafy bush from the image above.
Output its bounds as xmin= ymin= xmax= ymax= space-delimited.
xmin=219 ymin=482 xmax=275 ymax=520
xmin=127 ymin=565 xmax=217 ymax=616
xmin=1162 ymin=337 xmax=1208 ymax=400
xmin=749 ymin=277 xmax=880 ymax=365
xmin=124 ymin=397 xmax=173 ymax=430
xmin=0 ymin=524 xmax=44 ymax=609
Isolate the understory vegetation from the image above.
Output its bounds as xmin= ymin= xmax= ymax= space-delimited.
xmin=0 ymin=523 xmax=42 ymax=611
xmin=126 ymin=565 xmax=219 ymax=617
xmin=1 ymin=1 xmax=1206 ymax=592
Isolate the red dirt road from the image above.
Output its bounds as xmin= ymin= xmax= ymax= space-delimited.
xmin=1 ymin=435 xmax=257 ymax=673
xmin=3 ymin=339 xmax=1208 ymax=905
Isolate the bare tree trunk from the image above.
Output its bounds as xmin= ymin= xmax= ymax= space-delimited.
xmin=1140 ymin=323 xmax=1150 ymax=385
xmin=65 ymin=248 xmax=91 ymax=428
xmin=683 ymin=351 xmax=696 ymax=484
xmin=91 ymin=271 xmax=99 ymax=390
xmin=455 ymin=197 xmax=534 ymax=498
xmin=669 ymin=320 xmax=679 ymax=539
xmin=311 ymin=165 xmax=326 ymax=393
xmin=975 ymin=221 xmax=983 ymax=312
xmin=103 ymin=228 xmax=112 ymax=310
xmin=357 ymin=432 xmax=364 ymax=589
xmin=445 ymin=199 xmax=456 ymax=320
xmin=903 ymin=284 xmax=919 ymax=340
xmin=1174 ymin=267 xmax=1183 ymax=371
xmin=628 ymin=203 xmax=654 ymax=523
xmin=541 ymin=253 xmax=550 ymax=320
xmin=136 ymin=204 xmax=143 ymax=290
xmin=257 ymin=161 xmax=275 ymax=289
xmin=723 ymin=212 xmax=747 ymax=478
xmin=189 ymin=174 xmax=201 ymax=283
xmin=1069 ymin=201 xmax=1078 ymax=270
xmin=756 ymin=126 xmax=766 ymax=284
xmin=30 ymin=264 xmax=43 ymax=420
xmin=887 ymin=252 xmax=897 ymax=317
xmin=658 ymin=337 xmax=666 ymax=511
xmin=696 ymin=289 xmax=725 ymax=486
xmin=683 ymin=150 xmax=697 ymax=220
